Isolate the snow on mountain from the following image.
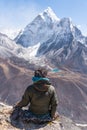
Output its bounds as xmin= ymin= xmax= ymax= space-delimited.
xmin=0 ymin=32 xmax=40 ymax=61
xmin=0 ymin=33 xmax=18 ymax=58
xmin=0 ymin=33 xmax=17 ymax=49
xmin=15 ymin=42 xmax=40 ymax=60
xmin=0 ymin=29 xmax=20 ymax=39
xmin=15 ymin=6 xmax=87 ymax=57
xmin=36 ymin=17 xmax=84 ymax=55
xmin=40 ymin=7 xmax=59 ymax=22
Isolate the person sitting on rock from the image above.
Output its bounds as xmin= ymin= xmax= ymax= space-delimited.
xmin=11 ymin=68 xmax=58 ymax=123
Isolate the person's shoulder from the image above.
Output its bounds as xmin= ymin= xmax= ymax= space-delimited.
xmin=48 ymin=85 xmax=55 ymax=92
xmin=26 ymin=84 xmax=34 ymax=91
xmin=49 ymin=85 xmax=55 ymax=89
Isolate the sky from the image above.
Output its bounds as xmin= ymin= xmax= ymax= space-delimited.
xmin=0 ymin=0 xmax=87 ymax=38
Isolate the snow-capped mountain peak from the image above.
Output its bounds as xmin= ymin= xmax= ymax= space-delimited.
xmin=40 ymin=7 xmax=60 ymax=22
xmin=15 ymin=7 xmax=59 ymax=47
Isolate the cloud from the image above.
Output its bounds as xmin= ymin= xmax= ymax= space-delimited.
xmin=77 ymin=24 xmax=87 ymax=36
xmin=0 ymin=28 xmax=20 ymax=39
xmin=77 ymin=25 xmax=81 ymax=28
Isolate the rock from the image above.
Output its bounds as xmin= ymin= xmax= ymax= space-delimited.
xmin=0 ymin=102 xmax=82 ymax=130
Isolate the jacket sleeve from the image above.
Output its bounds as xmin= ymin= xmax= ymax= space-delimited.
xmin=15 ymin=87 xmax=31 ymax=108
xmin=50 ymin=87 xmax=58 ymax=118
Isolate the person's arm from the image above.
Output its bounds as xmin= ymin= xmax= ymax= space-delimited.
xmin=50 ymin=87 xmax=58 ymax=119
xmin=11 ymin=87 xmax=31 ymax=120
xmin=15 ymin=87 xmax=30 ymax=108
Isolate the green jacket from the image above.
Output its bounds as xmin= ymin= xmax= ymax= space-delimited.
xmin=16 ymin=81 xmax=58 ymax=118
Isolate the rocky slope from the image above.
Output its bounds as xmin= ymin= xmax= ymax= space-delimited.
xmin=0 ymin=102 xmax=84 ymax=130
xmin=0 ymin=57 xmax=33 ymax=105
xmin=0 ymin=58 xmax=87 ymax=124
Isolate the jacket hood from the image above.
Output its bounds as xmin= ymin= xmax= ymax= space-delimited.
xmin=34 ymin=80 xmax=51 ymax=92
xmin=32 ymin=77 xmax=50 ymax=83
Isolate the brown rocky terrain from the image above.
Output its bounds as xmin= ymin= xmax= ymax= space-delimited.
xmin=49 ymin=70 xmax=87 ymax=123
xmin=0 ymin=102 xmax=83 ymax=130
xmin=0 ymin=57 xmax=87 ymax=124
xmin=0 ymin=57 xmax=33 ymax=104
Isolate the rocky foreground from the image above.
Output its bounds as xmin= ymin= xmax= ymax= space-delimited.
xmin=0 ymin=102 xmax=87 ymax=130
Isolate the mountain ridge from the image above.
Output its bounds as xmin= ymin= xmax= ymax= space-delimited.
xmin=14 ymin=7 xmax=87 ymax=73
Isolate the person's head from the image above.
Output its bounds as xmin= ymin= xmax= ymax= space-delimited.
xmin=34 ymin=68 xmax=48 ymax=78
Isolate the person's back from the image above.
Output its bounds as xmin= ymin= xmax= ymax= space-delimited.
xmin=11 ymin=68 xmax=58 ymax=123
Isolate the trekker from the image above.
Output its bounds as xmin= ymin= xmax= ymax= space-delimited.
xmin=11 ymin=68 xmax=58 ymax=123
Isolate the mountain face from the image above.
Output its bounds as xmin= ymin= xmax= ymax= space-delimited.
xmin=15 ymin=7 xmax=59 ymax=47
xmin=0 ymin=33 xmax=18 ymax=58
xmin=0 ymin=32 xmax=41 ymax=63
xmin=14 ymin=7 xmax=87 ymax=73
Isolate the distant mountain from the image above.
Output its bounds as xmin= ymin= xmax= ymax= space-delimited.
xmin=0 ymin=7 xmax=87 ymax=72
xmin=0 ymin=33 xmax=18 ymax=58
xmin=15 ymin=7 xmax=86 ymax=49
xmin=15 ymin=7 xmax=87 ymax=73
xmin=0 ymin=32 xmax=41 ymax=63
